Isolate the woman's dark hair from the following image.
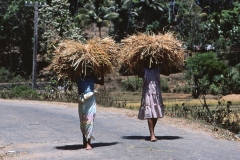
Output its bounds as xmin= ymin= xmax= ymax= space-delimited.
xmin=143 ymin=56 xmax=158 ymax=69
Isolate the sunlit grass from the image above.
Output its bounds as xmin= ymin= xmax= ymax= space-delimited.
xmin=111 ymin=92 xmax=240 ymax=111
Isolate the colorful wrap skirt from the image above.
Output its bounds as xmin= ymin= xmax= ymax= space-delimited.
xmin=78 ymin=95 xmax=96 ymax=140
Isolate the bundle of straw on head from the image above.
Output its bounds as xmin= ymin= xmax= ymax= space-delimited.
xmin=119 ymin=32 xmax=185 ymax=75
xmin=88 ymin=37 xmax=120 ymax=66
xmin=85 ymin=38 xmax=113 ymax=76
xmin=47 ymin=38 xmax=114 ymax=82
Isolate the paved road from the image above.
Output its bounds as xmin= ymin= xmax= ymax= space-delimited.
xmin=0 ymin=99 xmax=240 ymax=160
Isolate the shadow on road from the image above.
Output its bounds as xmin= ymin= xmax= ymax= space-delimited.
xmin=55 ymin=142 xmax=119 ymax=150
xmin=92 ymin=142 xmax=119 ymax=148
xmin=55 ymin=144 xmax=83 ymax=150
xmin=122 ymin=136 xmax=183 ymax=141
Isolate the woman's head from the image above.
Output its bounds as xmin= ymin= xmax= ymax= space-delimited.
xmin=143 ymin=56 xmax=158 ymax=69
xmin=80 ymin=63 xmax=93 ymax=76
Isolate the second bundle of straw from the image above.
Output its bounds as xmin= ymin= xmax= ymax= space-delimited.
xmin=119 ymin=32 xmax=185 ymax=75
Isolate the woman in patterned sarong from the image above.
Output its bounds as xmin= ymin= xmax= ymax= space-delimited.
xmin=76 ymin=67 xmax=104 ymax=150
xmin=138 ymin=57 xmax=170 ymax=142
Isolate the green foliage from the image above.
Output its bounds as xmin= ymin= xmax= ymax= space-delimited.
xmin=121 ymin=77 xmax=142 ymax=91
xmin=160 ymin=78 xmax=170 ymax=92
xmin=145 ymin=21 xmax=160 ymax=33
xmin=0 ymin=67 xmax=24 ymax=83
xmin=163 ymin=0 xmax=209 ymax=52
xmin=1 ymin=0 xmax=240 ymax=89
xmin=186 ymin=52 xmax=217 ymax=79
xmin=41 ymin=0 xmax=85 ymax=41
xmin=196 ymin=0 xmax=237 ymax=13
xmin=76 ymin=0 xmax=119 ymax=38
xmin=38 ymin=0 xmax=85 ymax=73
xmin=185 ymin=52 xmax=228 ymax=97
xmin=0 ymin=67 xmax=14 ymax=83
xmin=208 ymin=84 xmax=221 ymax=95
xmin=165 ymin=100 xmax=240 ymax=135
xmin=39 ymin=1 xmax=84 ymax=51
xmin=204 ymin=59 xmax=228 ymax=81
xmin=0 ymin=0 xmax=38 ymax=75
xmin=227 ymin=63 xmax=240 ymax=94
xmin=201 ymin=2 xmax=240 ymax=64
xmin=173 ymin=84 xmax=191 ymax=94
xmin=9 ymin=85 xmax=39 ymax=99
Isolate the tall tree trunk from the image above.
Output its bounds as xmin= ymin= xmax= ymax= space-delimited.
xmin=2 ymin=53 xmax=8 ymax=67
xmin=159 ymin=10 xmax=164 ymax=24
xmin=94 ymin=23 xmax=96 ymax=37
xmin=8 ymin=45 xmax=13 ymax=71
xmin=99 ymin=26 xmax=102 ymax=38
xmin=126 ymin=0 xmax=132 ymax=35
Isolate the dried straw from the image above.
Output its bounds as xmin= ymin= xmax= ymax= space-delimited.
xmin=88 ymin=37 xmax=120 ymax=66
xmin=47 ymin=38 xmax=116 ymax=81
xmin=119 ymin=32 xmax=185 ymax=74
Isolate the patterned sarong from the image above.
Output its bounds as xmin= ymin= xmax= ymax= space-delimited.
xmin=78 ymin=95 xmax=96 ymax=140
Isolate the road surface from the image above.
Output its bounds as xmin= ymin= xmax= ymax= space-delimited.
xmin=0 ymin=99 xmax=239 ymax=160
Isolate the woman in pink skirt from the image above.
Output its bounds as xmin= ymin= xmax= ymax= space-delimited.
xmin=138 ymin=57 xmax=170 ymax=142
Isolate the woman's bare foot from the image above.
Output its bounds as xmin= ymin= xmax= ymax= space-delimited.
xmin=150 ymin=135 xmax=157 ymax=142
xmin=86 ymin=143 xmax=92 ymax=150
xmin=85 ymin=139 xmax=92 ymax=150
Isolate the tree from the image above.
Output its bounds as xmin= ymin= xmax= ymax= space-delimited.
xmin=38 ymin=0 xmax=85 ymax=65
xmin=185 ymin=51 xmax=228 ymax=97
xmin=200 ymin=2 xmax=240 ymax=65
xmin=111 ymin=0 xmax=165 ymax=39
xmin=195 ymin=0 xmax=236 ymax=13
xmin=135 ymin=0 xmax=164 ymax=31
xmin=110 ymin=0 xmax=139 ymax=39
xmin=0 ymin=0 xmax=45 ymax=77
xmin=166 ymin=0 xmax=204 ymax=46
xmin=76 ymin=0 xmax=119 ymax=38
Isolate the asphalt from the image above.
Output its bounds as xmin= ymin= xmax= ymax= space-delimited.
xmin=0 ymin=99 xmax=240 ymax=160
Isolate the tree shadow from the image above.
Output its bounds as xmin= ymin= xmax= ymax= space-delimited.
xmin=55 ymin=142 xmax=119 ymax=150
xmin=122 ymin=136 xmax=183 ymax=141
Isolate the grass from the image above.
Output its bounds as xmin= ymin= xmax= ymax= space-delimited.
xmin=110 ymin=91 xmax=240 ymax=108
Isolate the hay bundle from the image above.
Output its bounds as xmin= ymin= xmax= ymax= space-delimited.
xmin=119 ymin=32 xmax=185 ymax=74
xmin=47 ymin=38 xmax=114 ymax=81
xmin=88 ymin=37 xmax=120 ymax=65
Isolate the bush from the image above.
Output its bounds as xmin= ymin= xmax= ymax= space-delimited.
xmin=208 ymin=84 xmax=221 ymax=95
xmin=9 ymin=85 xmax=39 ymax=100
xmin=160 ymin=78 xmax=170 ymax=92
xmin=229 ymin=63 xmax=240 ymax=94
xmin=185 ymin=52 xmax=228 ymax=97
xmin=0 ymin=67 xmax=25 ymax=83
xmin=121 ymin=77 xmax=143 ymax=91
xmin=0 ymin=67 xmax=14 ymax=83
xmin=173 ymin=85 xmax=191 ymax=93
